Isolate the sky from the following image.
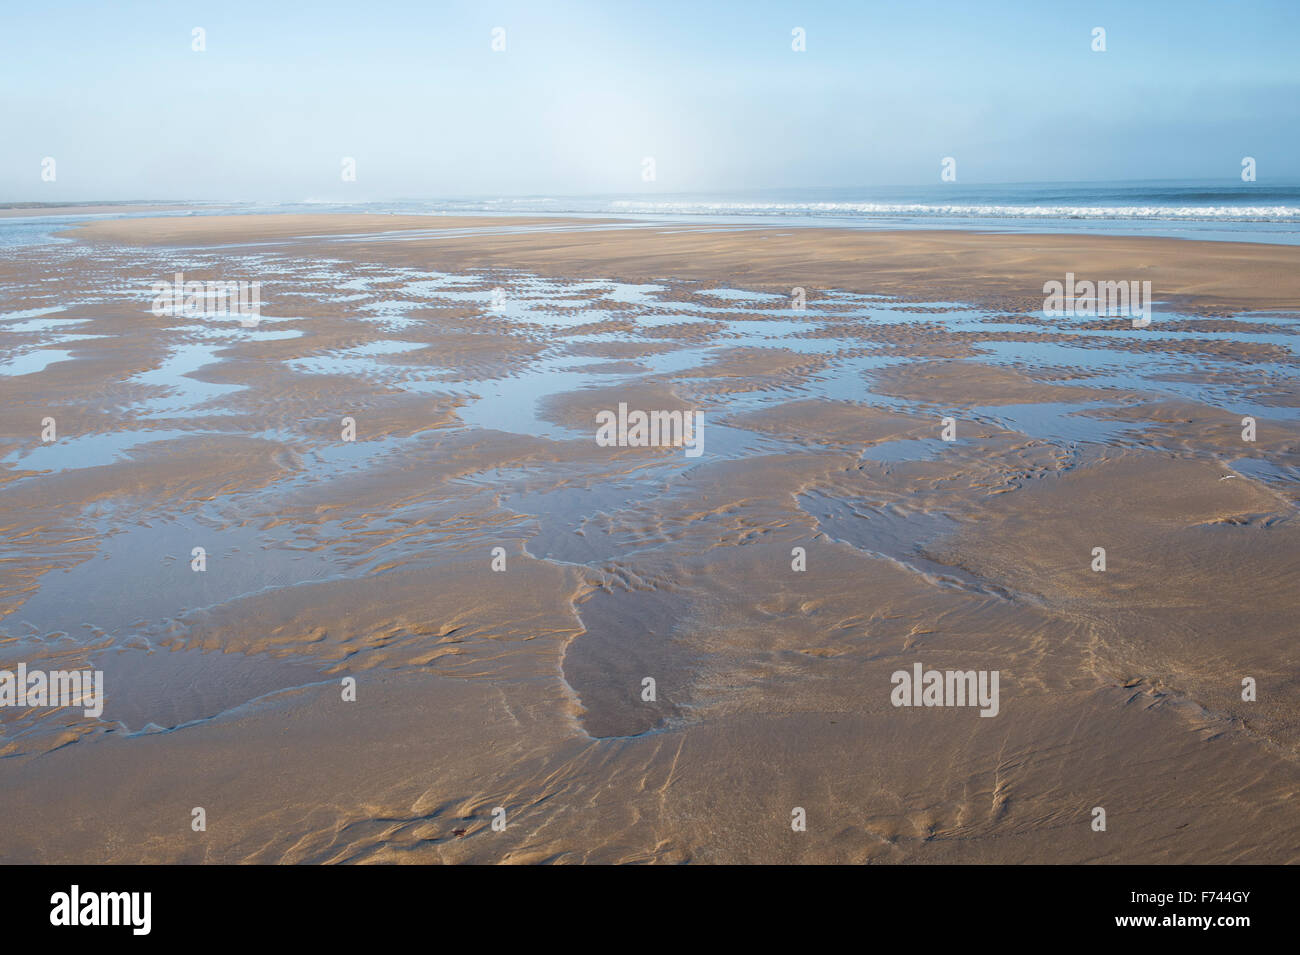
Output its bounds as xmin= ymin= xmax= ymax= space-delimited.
xmin=2 ymin=0 xmax=1298 ymax=201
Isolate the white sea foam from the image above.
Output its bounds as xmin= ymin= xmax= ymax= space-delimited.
xmin=608 ymin=200 xmax=1300 ymax=221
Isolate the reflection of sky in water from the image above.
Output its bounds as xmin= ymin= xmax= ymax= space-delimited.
xmin=133 ymin=342 xmax=245 ymax=414
xmin=1228 ymin=456 xmax=1300 ymax=491
xmin=697 ymin=287 xmax=787 ymax=302
xmin=964 ymin=402 xmax=1142 ymax=444
xmin=2 ymin=245 xmax=1296 ymax=478
xmin=263 ymin=265 xmax=1297 ymax=460
xmin=0 ymin=349 xmax=75 ymax=376
xmin=4 ymin=317 xmax=93 ymax=334
xmin=447 ymin=357 xmax=615 ymax=439
xmin=4 ymin=429 xmax=224 ymax=471
xmin=1 ymin=314 xmax=101 ymax=374
xmin=1 ymin=306 xmax=71 ymax=323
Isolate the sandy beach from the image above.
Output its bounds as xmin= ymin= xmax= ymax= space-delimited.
xmin=0 ymin=213 xmax=1296 ymax=863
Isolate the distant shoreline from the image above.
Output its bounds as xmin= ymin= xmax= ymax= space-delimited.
xmin=0 ymin=202 xmax=194 ymax=219
xmin=66 ymin=212 xmax=1300 ymax=313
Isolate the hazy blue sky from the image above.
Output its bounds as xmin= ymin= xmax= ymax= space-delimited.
xmin=3 ymin=0 xmax=1298 ymax=200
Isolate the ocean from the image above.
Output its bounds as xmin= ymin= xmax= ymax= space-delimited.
xmin=5 ymin=179 xmax=1300 ymax=246
xmin=305 ymin=180 xmax=1300 ymax=244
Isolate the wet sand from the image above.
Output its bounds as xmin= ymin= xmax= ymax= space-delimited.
xmin=74 ymin=212 xmax=1300 ymax=312
xmin=0 ymin=214 xmax=1296 ymax=863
